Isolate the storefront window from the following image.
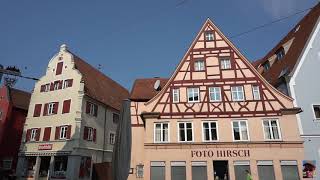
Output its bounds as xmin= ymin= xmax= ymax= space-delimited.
xmin=150 ymin=162 xmax=165 ymax=180
xmin=53 ymin=156 xmax=68 ymax=178
xmin=171 ymin=161 xmax=186 ymax=180
xmin=281 ymin=161 xmax=299 ymax=180
xmin=257 ymin=161 xmax=275 ymax=180
xmin=192 ymin=161 xmax=207 ymax=180
xmin=234 ymin=161 xmax=250 ymax=180
xmin=22 ymin=157 xmax=36 ymax=177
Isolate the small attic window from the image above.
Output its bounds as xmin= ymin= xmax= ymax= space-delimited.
xmin=276 ymin=47 xmax=285 ymax=61
xmin=205 ymin=31 xmax=214 ymax=41
xmin=262 ymin=61 xmax=270 ymax=72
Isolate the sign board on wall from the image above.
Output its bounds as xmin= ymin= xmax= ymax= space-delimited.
xmin=191 ymin=149 xmax=250 ymax=158
xmin=38 ymin=144 xmax=53 ymax=150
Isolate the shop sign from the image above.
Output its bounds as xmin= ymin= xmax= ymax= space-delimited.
xmin=38 ymin=144 xmax=53 ymax=150
xmin=191 ymin=149 xmax=250 ymax=158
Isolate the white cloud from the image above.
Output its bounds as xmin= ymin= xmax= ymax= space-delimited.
xmin=260 ymin=0 xmax=300 ymax=19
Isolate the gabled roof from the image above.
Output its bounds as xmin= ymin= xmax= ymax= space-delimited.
xmin=252 ymin=3 xmax=320 ymax=86
xmin=130 ymin=78 xmax=168 ymax=101
xmin=70 ymin=52 xmax=129 ymax=110
xmin=9 ymin=87 xmax=31 ymax=110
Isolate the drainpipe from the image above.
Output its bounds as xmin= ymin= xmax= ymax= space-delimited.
xmin=102 ymin=107 xmax=107 ymax=162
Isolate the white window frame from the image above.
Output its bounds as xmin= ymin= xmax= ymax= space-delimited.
xmin=109 ymin=132 xmax=116 ymax=145
xmin=30 ymin=129 xmax=37 ymax=141
xmin=252 ymin=85 xmax=261 ymax=100
xmin=172 ymin=89 xmax=180 ymax=103
xmin=262 ymin=119 xmax=282 ymax=141
xmin=231 ymin=86 xmax=245 ymax=101
xmin=48 ymin=102 xmax=55 ymax=115
xmin=202 ymin=121 xmax=219 ymax=142
xmin=177 ymin=122 xmax=194 ymax=142
xmin=312 ymin=104 xmax=320 ymax=121
xmin=45 ymin=84 xmax=50 ymax=92
xmin=153 ymin=122 xmax=170 ymax=143
xmin=89 ymin=103 xmax=96 ymax=116
xmin=54 ymin=82 xmax=59 ymax=90
xmin=60 ymin=126 xmax=68 ymax=139
xmin=187 ymin=88 xmax=200 ymax=103
xmin=87 ymin=127 xmax=94 ymax=141
xmin=194 ymin=60 xmax=205 ymax=71
xmin=209 ymin=87 xmax=222 ymax=102
xmin=220 ymin=58 xmax=231 ymax=69
xmin=231 ymin=120 xmax=250 ymax=141
xmin=205 ymin=31 xmax=214 ymax=41
xmin=63 ymin=80 xmax=69 ymax=89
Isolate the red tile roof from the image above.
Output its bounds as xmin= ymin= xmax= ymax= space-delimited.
xmin=71 ymin=52 xmax=129 ymax=110
xmin=252 ymin=3 xmax=320 ymax=86
xmin=9 ymin=87 xmax=31 ymax=110
xmin=130 ymin=78 xmax=169 ymax=101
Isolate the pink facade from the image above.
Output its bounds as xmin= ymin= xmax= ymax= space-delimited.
xmin=129 ymin=19 xmax=304 ymax=180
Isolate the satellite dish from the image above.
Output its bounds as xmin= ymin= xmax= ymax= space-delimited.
xmin=154 ymin=80 xmax=161 ymax=91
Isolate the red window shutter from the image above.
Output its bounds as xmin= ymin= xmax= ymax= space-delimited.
xmin=62 ymin=99 xmax=71 ymax=114
xmin=56 ymin=62 xmax=63 ymax=75
xmin=26 ymin=129 xmax=31 ymax=142
xmin=93 ymin=128 xmax=96 ymax=142
xmin=50 ymin=82 xmax=54 ymax=91
xmin=94 ymin=105 xmax=98 ymax=117
xmin=43 ymin=103 xmax=48 ymax=116
xmin=67 ymin=125 xmax=71 ymax=139
xmin=53 ymin=102 xmax=59 ymax=114
xmin=86 ymin=102 xmax=90 ymax=114
xmin=36 ymin=128 xmax=41 ymax=141
xmin=83 ymin=126 xmax=88 ymax=140
xmin=55 ymin=126 xmax=60 ymax=140
xmin=68 ymin=79 xmax=73 ymax=87
xmin=40 ymin=85 xmax=45 ymax=92
xmin=33 ymin=104 xmax=42 ymax=117
xmin=43 ymin=127 xmax=51 ymax=141
xmin=59 ymin=80 xmax=63 ymax=89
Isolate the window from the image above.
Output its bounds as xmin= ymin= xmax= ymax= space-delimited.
xmin=171 ymin=162 xmax=186 ymax=180
xmin=178 ymin=122 xmax=193 ymax=142
xmin=220 ymin=58 xmax=231 ymax=69
xmin=86 ymin=102 xmax=98 ymax=117
xmin=257 ymin=161 xmax=276 ymax=180
xmin=280 ymin=161 xmax=299 ymax=180
xmin=172 ymin=89 xmax=180 ymax=103
xmin=113 ymin=113 xmax=119 ymax=123
xmin=48 ymin=102 xmax=56 ymax=115
xmin=205 ymin=31 xmax=214 ymax=41
xmin=263 ymin=61 xmax=270 ymax=72
xmin=232 ymin=120 xmax=249 ymax=141
xmin=192 ymin=162 xmax=207 ymax=180
xmin=312 ymin=105 xmax=320 ymax=120
xmin=276 ymin=48 xmax=285 ymax=60
xmin=136 ymin=164 xmax=144 ymax=178
xmin=63 ymin=80 xmax=69 ymax=89
xmin=53 ymin=156 xmax=68 ymax=178
xmin=60 ymin=126 xmax=68 ymax=139
xmin=234 ymin=161 xmax=250 ymax=180
xmin=194 ymin=60 xmax=205 ymax=71
xmin=31 ymin=129 xmax=37 ymax=141
xmin=2 ymin=158 xmax=13 ymax=170
xmin=202 ymin=121 xmax=218 ymax=141
xmin=187 ymin=88 xmax=200 ymax=103
xmin=252 ymin=85 xmax=261 ymax=100
xmin=263 ymin=119 xmax=281 ymax=140
xmin=154 ymin=123 xmax=169 ymax=143
xmin=150 ymin=162 xmax=165 ymax=180
xmin=209 ymin=87 xmax=221 ymax=102
xmin=109 ymin=132 xmax=116 ymax=145
xmin=45 ymin=84 xmax=50 ymax=92
xmin=231 ymin=86 xmax=244 ymax=101
xmin=87 ymin=127 xmax=94 ymax=141
xmin=54 ymin=81 xmax=59 ymax=90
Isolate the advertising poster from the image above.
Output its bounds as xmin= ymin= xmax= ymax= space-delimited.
xmin=303 ymin=160 xmax=316 ymax=178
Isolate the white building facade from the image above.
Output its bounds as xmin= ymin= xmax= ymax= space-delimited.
xmin=16 ymin=44 xmax=129 ymax=180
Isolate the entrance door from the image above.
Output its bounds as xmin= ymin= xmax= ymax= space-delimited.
xmin=213 ymin=161 xmax=229 ymax=180
xmin=39 ymin=156 xmax=51 ymax=179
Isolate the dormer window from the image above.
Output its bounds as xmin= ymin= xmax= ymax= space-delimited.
xmin=205 ymin=31 xmax=214 ymax=41
xmin=262 ymin=61 xmax=270 ymax=72
xmin=194 ymin=60 xmax=205 ymax=71
xmin=276 ymin=47 xmax=285 ymax=60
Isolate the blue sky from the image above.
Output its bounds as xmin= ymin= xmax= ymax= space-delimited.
xmin=0 ymin=0 xmax=318 ymax=92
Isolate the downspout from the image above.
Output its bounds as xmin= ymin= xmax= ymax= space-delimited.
xmin=102 ymin=107 xmax=107 ymax=162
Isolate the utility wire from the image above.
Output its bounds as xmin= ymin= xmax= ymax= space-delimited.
xmin=230 ymin=7 xmax=312 ymax=39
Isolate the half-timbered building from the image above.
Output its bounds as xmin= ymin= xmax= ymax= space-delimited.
xmin=128 ymin=19 xmax=303 ymax=180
